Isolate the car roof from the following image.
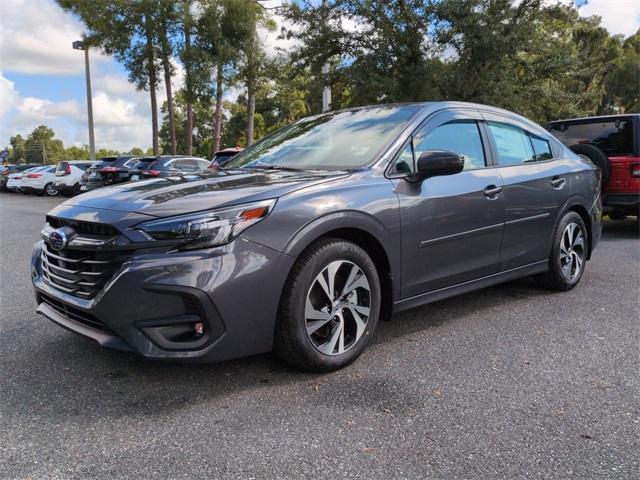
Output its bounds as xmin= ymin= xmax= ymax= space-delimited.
xmin=548 ymin=114 xmax=640 ymax=124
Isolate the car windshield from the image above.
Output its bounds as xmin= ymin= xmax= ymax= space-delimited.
xmin=224 ymin=105 xmax=422 ymax=171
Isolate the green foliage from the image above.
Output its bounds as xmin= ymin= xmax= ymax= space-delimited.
xmin=65 ymin=145 xmax=90 ymax=160
xmin=127 ymin=147 xmax=146 ymax=156
xmin=10 ymin=0 xmax=637 ymax=159
xmin=9 ymin=135 xmax=26 ymax=163
xmin=24 ymin=125 xmax=65 ymax=163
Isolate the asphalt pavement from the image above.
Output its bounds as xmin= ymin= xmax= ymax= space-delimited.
xmin=1 ymin=193 xmax=638 ymax=479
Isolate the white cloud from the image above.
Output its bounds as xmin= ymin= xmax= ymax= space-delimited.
xmin=0 ymin=0 xmax=112 ymax=75
xmin=577 ymin=0 xmax=640 ymax=37
xmin=0 ymin=69 xmax=153 ymax=152
xmin=0 ymin=73 xmax=20 ymax=117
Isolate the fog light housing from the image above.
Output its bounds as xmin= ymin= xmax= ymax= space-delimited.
xmin=194 ymin=322 xmax=204 ymax=335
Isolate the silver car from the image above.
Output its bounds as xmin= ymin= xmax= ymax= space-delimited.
xmin=31 ymin=102 xmax=601 ymax=371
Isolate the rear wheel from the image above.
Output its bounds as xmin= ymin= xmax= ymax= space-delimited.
xmin=536 ymin=211 xmax=587 ymax=291
xmin=275 ymin=238 xmax=381 ymax=372
xmin=44 ymin=182 xmax=58 ymax=197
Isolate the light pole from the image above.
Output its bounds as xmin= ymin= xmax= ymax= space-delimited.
xmin=73 ymin=40 xmax=96 ymax=161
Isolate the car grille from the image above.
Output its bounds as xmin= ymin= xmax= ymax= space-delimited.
xmin=41 ymin=242 xmax=131 ymax=299
xmin=46 ymin=216 xmax=119 ymax=237
xmin=40 ymin=293 xmax=111 ymax=332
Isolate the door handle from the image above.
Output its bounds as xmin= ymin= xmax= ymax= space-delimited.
xmin=550 ymin=176 xmax=566 ymax=189
xmin=483 ymin=185 xmax=503 ymax=199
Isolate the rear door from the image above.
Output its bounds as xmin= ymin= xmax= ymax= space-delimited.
xmin=483 ymin=114 xmax=569 ymax=270
xmin=392 ymin=108 xmax=506 ymax=298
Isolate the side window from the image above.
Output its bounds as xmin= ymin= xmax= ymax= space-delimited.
xmin=196 ymin=159 xmax=210 ymax=171
xmin=530 ymin=135 xmax=553 ymax=161
xmin=487 ymin=122 xmax=536 ymax=166
xmin=413 ymin=121 xmax=486 ymax=170
xmin=392 ymin=142 xmax=415 ymax=174
xmin=176 ymin=159 xmax=197 ymax=172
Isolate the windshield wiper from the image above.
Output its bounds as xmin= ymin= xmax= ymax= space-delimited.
xmin=242 ymin=164 xmax=305 ymax=172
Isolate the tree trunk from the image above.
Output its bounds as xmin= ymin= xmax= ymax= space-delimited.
xmin=183 ymin=2 xmax=193 ymax=155
xmin=160 ymin=22 xmax=176 ymax=155
xmin=145 ymin=13 xmax=159 ymax=155
xmin=245 ymin=35 xmax=256 ymax=147
xmin=214 ymin=62 xmax=224 ymax=152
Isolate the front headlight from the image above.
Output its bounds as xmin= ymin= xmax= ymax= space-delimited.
xmin=135 ymin=199 xmax=276 ymax=249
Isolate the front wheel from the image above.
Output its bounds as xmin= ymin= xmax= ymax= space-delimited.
xmin=44 ymin=182 xmax=58 ymax=197
xmin=275 ymin=238 xmax=381 ymax=372
xmin=536 ymin=211 xmax=588 ymax=291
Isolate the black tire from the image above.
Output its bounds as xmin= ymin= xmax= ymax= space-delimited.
xmin=536 ymin=211 xmax=588 ymax=291
xmin=569 ymin=144 xmax=610 ymax=185
xmin=43 ymin=182 xmax=58 ymax=197
xmin=275 ymin=238 xmax=381 ymax=372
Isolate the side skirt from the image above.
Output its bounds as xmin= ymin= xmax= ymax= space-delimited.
xmin=392 ymin=260 xmax=548 ymax=314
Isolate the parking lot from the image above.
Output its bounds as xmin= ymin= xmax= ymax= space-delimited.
xmin=0 ymin=193 xmax=638 ymax=479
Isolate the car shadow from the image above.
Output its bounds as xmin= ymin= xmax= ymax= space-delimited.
xmin=6 ymin=276 xmax=550 ymax=422
xmin=601 ymin=217 xmax=639 ymax=240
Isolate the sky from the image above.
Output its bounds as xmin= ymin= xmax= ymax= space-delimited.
xmin=1 ymin=0 xmax=639 ymax=153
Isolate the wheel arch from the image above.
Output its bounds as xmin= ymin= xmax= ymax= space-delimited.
xmin=281 ymin=212 xmax=398 ymax=322
xmin=553 ymin=196 xmax=594 ymax=260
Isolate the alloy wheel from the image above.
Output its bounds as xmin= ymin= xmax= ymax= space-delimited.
xmin=45 ymin=183 xmax=58 ymax=197
xmin=305 ymin=260 xmax=371 ymax=356
xmin=560 ymin=222 xmax=585 ymax=281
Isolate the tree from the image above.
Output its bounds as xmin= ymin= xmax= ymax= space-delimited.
xmin=160 ymin=88 xmax=215 ymax=157
xmin=24 ymin=125 xmax=65 ymax=164
xmin=57 ymin=0 xmax=162 ymax=154
xmin=9 ymin=135 xmax=26 ymax=163
xmin=601 ymin=30 xmax=640 ymax=113
xmin=236 ymin=1 xmax=275 ymax=146
xmin=180 ymin=0 xmax=195 ymax=155
xmin=65 ymin=145 xmax=89 ymax=160
xmin=158 ymin=0 xmax=179 ymax=154
xmin=127 ymin=147 xmax=146 ymax=156
xmin=96 ymin=148 xmax=120 ymax=158
xmin=195 ymin=0 xmax=244 ymax=152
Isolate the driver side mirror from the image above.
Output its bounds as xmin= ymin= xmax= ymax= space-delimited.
xmin=410 ymin=150 xmax=464 ymax=180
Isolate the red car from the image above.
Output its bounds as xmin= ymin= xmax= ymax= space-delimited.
xmin=548 ymin=114 xmax=639 ymax=219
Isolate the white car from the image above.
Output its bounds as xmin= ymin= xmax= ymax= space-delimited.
xmin=6 ymin=166 xmax=47 ymax=192
xmin=20 ymin=165 xmax=58 ymax=196
xmin=53 ymin=160 xmax=96 ymax=196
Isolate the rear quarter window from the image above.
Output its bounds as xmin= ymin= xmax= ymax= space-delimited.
xmin=530 ymin=136 xmax=553 ymax=161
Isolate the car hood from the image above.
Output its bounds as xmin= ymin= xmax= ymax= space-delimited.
xmin=61 ymin=169 xmax=348 ymax=217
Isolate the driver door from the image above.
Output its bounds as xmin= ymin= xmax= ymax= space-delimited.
xmin=391 ymin=109 xmax=506 ymax=298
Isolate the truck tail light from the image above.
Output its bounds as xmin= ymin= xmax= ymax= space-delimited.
xmin=631 ymin=163 xmax=640 ymax=178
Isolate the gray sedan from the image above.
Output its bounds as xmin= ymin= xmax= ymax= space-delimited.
xmin=31 ymin=102 xmax=601 ymax=371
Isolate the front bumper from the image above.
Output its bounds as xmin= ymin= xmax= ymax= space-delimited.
xmin=31 ymin=238 xmax=295 ymax=363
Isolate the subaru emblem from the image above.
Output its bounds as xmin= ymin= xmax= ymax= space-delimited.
xmin=48 ymin=229 xmax=68 ymax=251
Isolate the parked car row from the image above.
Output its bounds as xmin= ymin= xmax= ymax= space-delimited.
xmin=1 ymin=152 xmax=243 ymax=197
